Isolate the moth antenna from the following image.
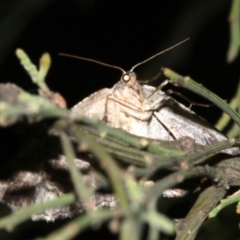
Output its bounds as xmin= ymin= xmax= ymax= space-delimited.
xmin=130 ymin=38 xmax=190 ymax=72
xmin=59 ymin=53 xmax=126 ymax=74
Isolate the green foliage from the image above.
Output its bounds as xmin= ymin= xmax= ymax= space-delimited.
xmin=0 ymin=45 xmax=239 ymax=240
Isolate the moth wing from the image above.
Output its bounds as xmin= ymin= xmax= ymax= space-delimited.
xmin=141 ymin=85 xmax=239 ymax=154
xmin=153 ymin=97 xmax=227 ymax=144
xmin=140 ymin=85 xmax=225 ymax=144
xmin=148 ymin=113 xmax=175 ymax=140
xmin=71 ymin=88 xmax=111 ymax=120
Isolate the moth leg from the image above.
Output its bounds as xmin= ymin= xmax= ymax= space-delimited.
xmin=106 ymin=95 xmax=152 ymax=120
xmin=147 ymin=79 xmax=170 ymax=101
xmin=145 ymin=80 xmax=210 ymax=110
xmin=165 ymin=89 xmax=211 ymax=109
xmin=141 ymin=80 xmax=170 ymax=111
xmin=107 ymin=95 xmax=141 ymax=111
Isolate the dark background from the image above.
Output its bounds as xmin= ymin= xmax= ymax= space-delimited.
xmin=0 ymin=1 xmax=240 ymax=239
xmin=0 ymin=0 xmax=239 ymax=125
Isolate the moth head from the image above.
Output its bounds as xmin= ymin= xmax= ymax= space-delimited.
xmin=121 ymin=71 xmax=137 ymax=85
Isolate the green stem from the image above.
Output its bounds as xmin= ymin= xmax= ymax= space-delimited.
xmin=0 ymin=194 xmax=75 ymax=231
xmin=43 ymin=210 xmax=114 ymax=240
xmin=163 ymin=68 xmax=240 ymax=127
xmin=59 ymin=131 xmax=92 ymax=206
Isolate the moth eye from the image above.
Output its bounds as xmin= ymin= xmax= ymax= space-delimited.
xmin=122 ymin=73 xmax=130 ymax=82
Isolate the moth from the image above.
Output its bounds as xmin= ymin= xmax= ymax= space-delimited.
xmin=0 ymin=41 xmax=239 ymax=223
xmin=67 ymin=43 xmax=239 ymax=155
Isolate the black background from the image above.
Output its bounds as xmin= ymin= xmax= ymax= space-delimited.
xmin=0 ymin=0 xmax=239 ymax=124
xmin=0 ymin=1 xmax=240 ymax=239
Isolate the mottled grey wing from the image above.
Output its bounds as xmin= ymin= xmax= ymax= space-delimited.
xmin=142 ymin=85 xmax=239 ymax=155
xmin=154 ymin=97 xmax=224 ymax=143
xmin=155 ymin=97 xmax=240 ymax=155
xmin=71 ymin=88 xmax=111 ymax=119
